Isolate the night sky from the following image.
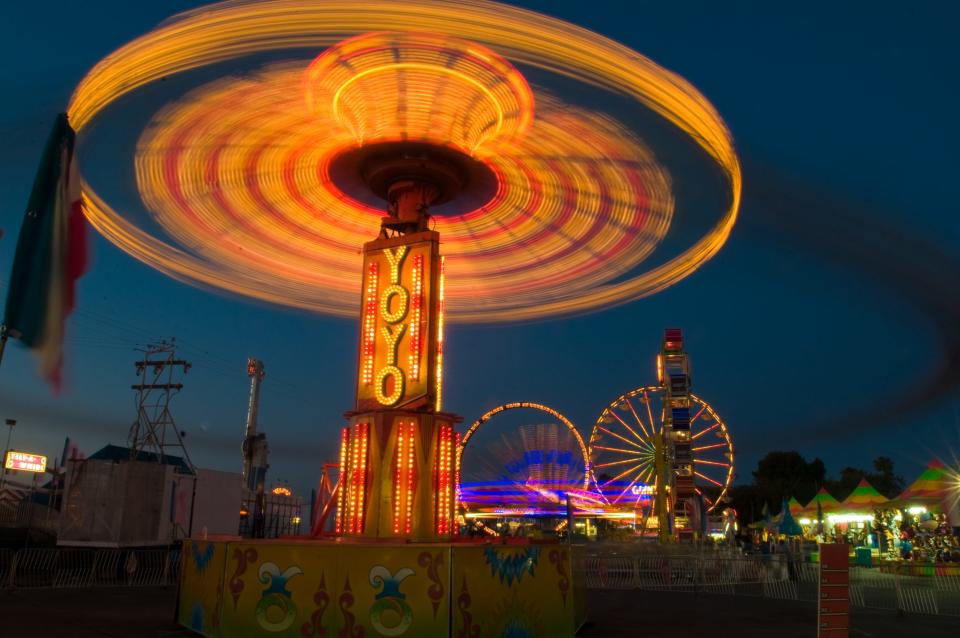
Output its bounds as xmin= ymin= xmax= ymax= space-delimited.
xmin=2 ymin=1 xmax=958 ymax=499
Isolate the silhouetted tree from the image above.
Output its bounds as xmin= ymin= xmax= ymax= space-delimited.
xmin=826 ymin=466 xmax=865 ymax=501
xmin=731 ymin=451 xmax=825 ymax=523
xmin=823 ymin=457 xmax=905 ymax=500
xmin=867 ymin=456 xmax=905 ymax=499
xmin=752 ymin=451 xmax=825 ymax=504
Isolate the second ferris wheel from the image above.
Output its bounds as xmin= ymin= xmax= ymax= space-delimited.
xmin=587 ymin=329 xmax=735 ymax=540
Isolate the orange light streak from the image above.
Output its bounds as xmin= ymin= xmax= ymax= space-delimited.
xmin=624 ymin=398 xmax=651 ymax=439
xmin=607 ymin=408 xmax=647 ymax=445
xmin=394 ymin=424 xmax=405 ymax=534
xmin=408 ymin=254 xmax=423 ymax=382
xmin=405 ymin=422 xmax=415 ymax=534
xmin=454 ymin=431 xmax=461 ymax=537
xmin=350 ymin=422 xmax=370 ymax=533
xmin=435 ymin=256 xmax=445 ymax=411
xmin=66 ymin=1 xmax=738 ymax=324
xmin=597 ymin=425 xmax=645 ymax=450
xmin=694 ymin=471 xmax=723 ymax=487
xmin=696 ymin=459 xmax=730 ymax=467
xmin=361 ymin=262 xmax=378 ymax=385
xmin=691 ymin=422 xmax=720 ymax=440
xmin=335 ymin=426 xmax=349 ymax=534
xmin=692 ymin=442 xmax=726 ymax=452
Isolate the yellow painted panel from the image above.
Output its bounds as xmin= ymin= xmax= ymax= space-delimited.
xmin=178 ymin=539 xmax=228 ymax=637
xmin=452 ymin=544 xmax=575 ymax=638
xmin=218 ymin=542 xmax=339 ymax=637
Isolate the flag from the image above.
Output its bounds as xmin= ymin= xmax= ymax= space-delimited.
xmin=1 ymin=113 xmax=88 ymax=389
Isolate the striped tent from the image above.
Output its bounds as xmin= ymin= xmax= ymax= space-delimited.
xmin=838 ymin=478 xmax=888 ymax=513
xmin=788 ymin=496 xmax=805 ymax=516
xmin=893 ymin=459 xmax=951 ymax=511
xmin=799 ymin=487 xmax=840 ymax=517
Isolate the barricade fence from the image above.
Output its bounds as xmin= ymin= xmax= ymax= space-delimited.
xmin=586 ymin=553 xmax=960 ymax=617
xmin=2 ymin=547 xmax=181 ymax=589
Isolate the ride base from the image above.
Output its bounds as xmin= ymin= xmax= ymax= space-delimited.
xmin=178 ymin=537 xmax=586 ymax=637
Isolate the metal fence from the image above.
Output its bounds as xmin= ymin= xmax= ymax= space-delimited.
xmin=585 ymin=552 xmax=960 ymax=617
xmin=0 ymin=547 xmax=181 ymax=589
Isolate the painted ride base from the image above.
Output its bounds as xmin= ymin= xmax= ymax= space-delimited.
xmin=178 ymin=538 xmax=587 ymax=637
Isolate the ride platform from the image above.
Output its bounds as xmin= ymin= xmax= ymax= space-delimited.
xmin=177 ymin=537 xmax=586 ymax=637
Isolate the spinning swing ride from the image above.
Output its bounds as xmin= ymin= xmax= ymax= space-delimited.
xmin=57 ymin=0 xmax=739 ymax=541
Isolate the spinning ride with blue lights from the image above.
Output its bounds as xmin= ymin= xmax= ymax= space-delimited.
xmin=457 ymin=402 xmax=591 ymax=516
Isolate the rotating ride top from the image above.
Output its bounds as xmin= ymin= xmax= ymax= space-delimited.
xmin=36 ymin=0 xmax=740 ymax=542
xmin=588 ymin=329 xmax=734 ymax=541
xmin=457 ymin=402 xmax=590 ymax=523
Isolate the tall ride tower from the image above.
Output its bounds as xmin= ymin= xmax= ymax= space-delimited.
xmin=659 ymin=328 xmax=697 ymax=540
xmin=335 ymin=147 xmax=461 ymax=541
xmin=242 ymin=358 xmax=269 ymax=537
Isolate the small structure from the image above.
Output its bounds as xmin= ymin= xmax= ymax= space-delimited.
xmin=58 ymin=445 xmax=241 ymax=547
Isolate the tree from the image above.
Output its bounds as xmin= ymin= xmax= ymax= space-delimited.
xmin=826 ymin=467 xmax=864 ymax=501
xmin=866 ymin=456 xmax=904 ymax=499
xmin=752 ymin=451 xmax=825 ymax=505
xmin=733 ymin=451 xmax=825 ymax=523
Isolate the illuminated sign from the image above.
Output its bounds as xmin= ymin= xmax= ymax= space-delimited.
xmin=4 ymin=451 xmax=48 ymax=473
xmin=271 ymin=486 xmax=292 ymax=496
xmin=630 ymin=484 xmax=655 ymax=497
xmin=356 ymin=234 xmax=441 ymax=410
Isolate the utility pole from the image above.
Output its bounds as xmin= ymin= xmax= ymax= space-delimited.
xmin=128 ymin=339 xmax=194 ymax=471
xmin=0 ymin=418 xmax=16 ymax=491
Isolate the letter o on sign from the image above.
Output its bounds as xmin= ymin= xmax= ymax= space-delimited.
xmin=376 ymin=365 xmax=405 ymax=406
xmin=381 ymin=285 xmax=409 ymax=324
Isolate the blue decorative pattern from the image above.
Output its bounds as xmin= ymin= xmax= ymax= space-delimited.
xmin=190 ymin=602 xmax=205 ymax=631
xmin=483 ymin=546 xmax=540 ymax=585
xmin=191 ymin=541 xmax=215 ymax=573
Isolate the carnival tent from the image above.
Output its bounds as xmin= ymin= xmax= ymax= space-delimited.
xmin=838 ymin=478 xmax=889 ymax=514
xmin=778 ymin=497 xmax=803 ymax=536
xmin=891 ymin=459 xmax=952 ymax=511
xmin=799 ymin=487 xmax=841 ymax=517
xmin=788 ymin=496 xmax=805 ymax=517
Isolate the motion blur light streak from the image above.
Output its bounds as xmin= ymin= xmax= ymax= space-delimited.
xmin=65 ymin=0 xmax=739 ymax=322
xmin=305 ymin=32 xmax=535 ymax=153
xmin=135 ymin=67 xmax=671 ymax=319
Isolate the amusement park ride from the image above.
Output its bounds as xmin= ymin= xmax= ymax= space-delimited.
xmin=455 ymin=332 xmax=735 ymax=540
xmin=30 ymin=1 xmax=740 ymax=634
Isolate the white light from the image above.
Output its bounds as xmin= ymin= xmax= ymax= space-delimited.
xmin=906 ymin=506 xmax=926 ymax=515
xmin=826 ymin=513 xmax=874 ymax=524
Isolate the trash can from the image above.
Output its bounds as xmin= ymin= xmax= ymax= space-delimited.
xmin=855 ymin=547 xmax=872 ymax=567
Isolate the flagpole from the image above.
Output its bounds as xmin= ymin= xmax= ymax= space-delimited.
xmin=0 ymin=330 xmax=7 ymax=368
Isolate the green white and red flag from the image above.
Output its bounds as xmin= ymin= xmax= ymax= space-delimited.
xmin=1 ymin=113 xmax=88 ymax=390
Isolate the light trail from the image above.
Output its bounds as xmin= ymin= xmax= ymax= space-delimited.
xmin=64 ymin=0 xmax=739 ymax=323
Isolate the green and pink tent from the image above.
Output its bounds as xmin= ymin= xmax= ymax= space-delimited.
xmin=799 ymin=487 xmax=840 ymax=518
xmin=838 ymin=478 xmax=888 ymax=514
xmin=893 ymin=459 xmax=953 ymax=512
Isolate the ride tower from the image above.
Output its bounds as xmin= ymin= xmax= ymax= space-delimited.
xmin=335 ymin=146 xmax=467 ymax=541
xmin=659 ymin=328 xmax=697 ymax=540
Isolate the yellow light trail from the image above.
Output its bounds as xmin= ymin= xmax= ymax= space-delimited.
xmin=65 ymin=0 xmax=738 ymax=323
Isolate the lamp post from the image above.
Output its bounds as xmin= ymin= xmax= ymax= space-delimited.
xmin=0 ymin=418 xmax=16 ymax=491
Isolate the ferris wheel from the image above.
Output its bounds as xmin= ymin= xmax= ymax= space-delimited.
xmin=588 ymin=386 xmax=734 ymax=512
